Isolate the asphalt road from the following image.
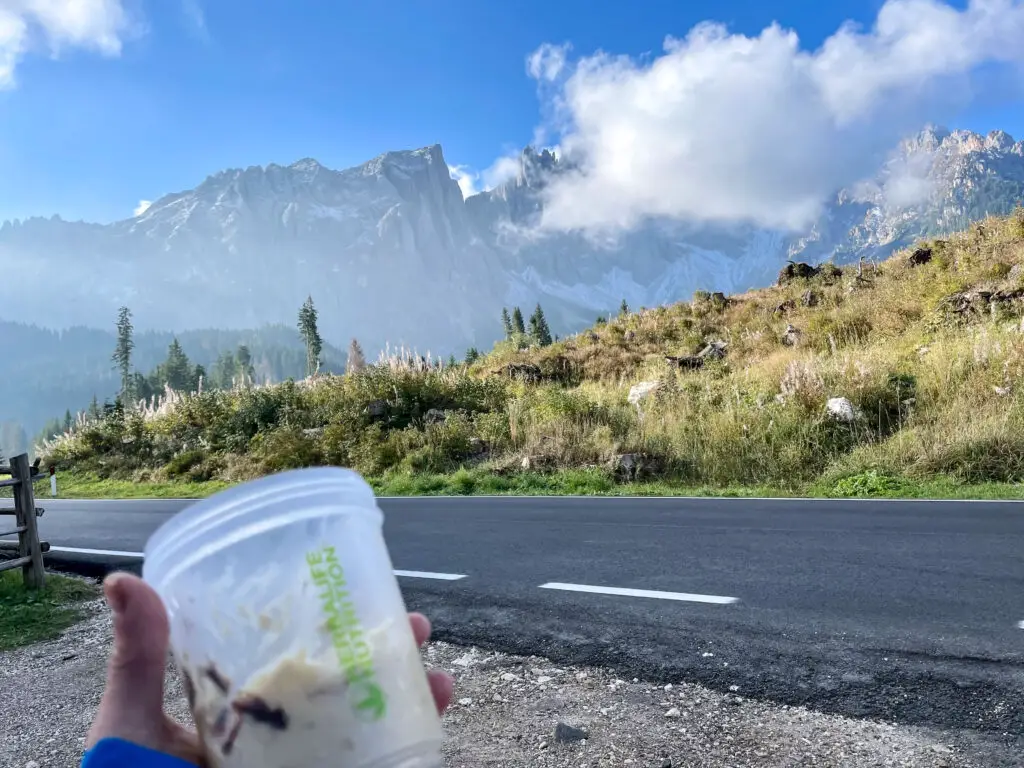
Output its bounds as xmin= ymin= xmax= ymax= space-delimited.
xmin=7 ymin=496 xmax=1024 ymax=742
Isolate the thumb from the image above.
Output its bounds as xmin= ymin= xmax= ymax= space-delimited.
xmin=87 ymin=572 xmax=171 ymax=749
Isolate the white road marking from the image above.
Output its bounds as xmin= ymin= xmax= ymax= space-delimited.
xmin=50 ymin=545 xmax=144 ymax=558
xmin=394 ymin=570 xmax=466 ymax=581
xmin=539 ymin=582 xmax=739 ymax=604
xmin=48 ymin=546 xmax=467 ymax=581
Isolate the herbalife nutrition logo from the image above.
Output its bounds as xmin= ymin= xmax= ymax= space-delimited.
xmin=307 ymin=546 xmax=386 ymax=721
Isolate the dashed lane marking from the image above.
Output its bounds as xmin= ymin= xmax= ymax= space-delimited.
xmin=539 ymin=581 xmax=739 ymax=604
xmin=394 ymin=570 xmax=467 ymax=581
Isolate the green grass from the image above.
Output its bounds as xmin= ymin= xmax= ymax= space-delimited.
xmin=54 ymin=472 xmax=232 ymax=499
xmin=50 ymin=468 xmax=1024 ymax=500
xmin=0 ymin=570 xmax=100 ymax=651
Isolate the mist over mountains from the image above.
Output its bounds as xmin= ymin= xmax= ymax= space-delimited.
xmin=1 ymin=127 xmax=1022 ymax=361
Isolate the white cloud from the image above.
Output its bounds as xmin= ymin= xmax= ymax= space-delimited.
xmin=182 ymin=0 xmax=210 ymax=43
xmin=481 ymin=154 xmax=521 ymax=188
xmin=448 ymin=165 xmax=479 ymax=200
xmin=880 ymin=148 xmax=938 ymax=208
xmin=449 ymin=155 xmax=524 ymax=199
xmin=133 ymin=199 xmax=151 ymax=217
xmin=523 ymin=0 xmax=1024 ymax=234
xmin=0 ymin=0 xmax=130 ymax=88
xmin=526 ymin=42 xmax=571 ymax=82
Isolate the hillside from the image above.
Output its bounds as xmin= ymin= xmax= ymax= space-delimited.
xmin=2 ymin=128 xmax=1023 ymax=355
xmin=0 ymin=323 xmax=346 ymax=438
xmin=44 ymin=210 xmax=1024 ymax=497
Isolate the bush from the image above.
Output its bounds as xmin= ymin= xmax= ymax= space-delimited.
xmin=165 ymin=449 xmax=207 ymax=478
xmin=250 ymin=427 xmax=323 ymax=474
xmin=828 ymin=470 xmax=908 ymax=497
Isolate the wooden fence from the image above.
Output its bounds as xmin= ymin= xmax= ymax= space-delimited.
xmin=0 ymin=453 xmax=48 ymax=589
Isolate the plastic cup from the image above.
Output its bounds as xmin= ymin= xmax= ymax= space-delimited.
xmin=143 ymin=468 xmax=443 ymax=768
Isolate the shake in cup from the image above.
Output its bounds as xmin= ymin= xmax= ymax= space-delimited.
xmin=142 ymin=468 xmax=444 ymax=768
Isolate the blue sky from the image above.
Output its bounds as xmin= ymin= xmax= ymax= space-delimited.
xmin=0 ymin=0 xmax=1021 ymax=224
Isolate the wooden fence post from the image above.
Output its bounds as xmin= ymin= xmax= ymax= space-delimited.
xmin=12 ymin=454 xmax=45 ymax=589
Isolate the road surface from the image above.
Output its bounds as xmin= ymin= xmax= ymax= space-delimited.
xmin=6 ymin=496 xmax=1024 ymax=739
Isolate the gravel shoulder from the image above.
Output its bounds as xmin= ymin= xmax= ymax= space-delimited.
xmin=0 ymin=600 xmax=1015 ymax=768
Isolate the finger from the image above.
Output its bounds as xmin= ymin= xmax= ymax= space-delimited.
xmin=86 ymin=572 xmax=172 ymax=749
xmin=427 ymin=670 xmax=454 ymax=714
xmin=409 ymin=612 xmax=431 ymax=647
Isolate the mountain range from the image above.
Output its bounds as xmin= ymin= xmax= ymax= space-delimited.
xmin=1 ymin=127 xmax=1022 ymax=354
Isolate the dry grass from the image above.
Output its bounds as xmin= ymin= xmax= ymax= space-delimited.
xmin=44 ymin=210 xmax=1024 ymax=494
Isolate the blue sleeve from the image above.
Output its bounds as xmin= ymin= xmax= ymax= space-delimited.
xmin=82 ymin=738 xmax=198 ymax=768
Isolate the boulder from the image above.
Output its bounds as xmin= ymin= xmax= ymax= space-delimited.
xmin=665 ymin=355 xmax=704 ymax=371
xmin=825 ymin=397 xmax=859 ymax=423
xmin=698 ymin=340 xmax=728 ymax=360
xmin=498 ymin=363 xmax=542 ymax=383
xmin=424 ymin=408 xmax=446 ymax=424
xmin=908 ymin=247 xmax=933 ymax=267
xmin=627 ymin=380 xmax=660 ymax=406
xmin=781 ymin=324 xmax=801 ymax=347
xmin=777 ymin=261 xmax=818 ymax=285
xmin=468 ymin=437 xmax=487 ymax=455
xmin=365 ymin=400 xmax=387 ymax=418
xmin=609 ymin=453 xmax=642 ymax=481
xmin=552 ymin=723 xmax=589 ymax=744
xmin=773 ymin=299 xmax=796 ymax=315
xmin=801 ymin=289 xmax=819 ymax=307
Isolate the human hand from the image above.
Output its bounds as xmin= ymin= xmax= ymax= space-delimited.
xmin=86 ymin=572 xmax=454 ymax=765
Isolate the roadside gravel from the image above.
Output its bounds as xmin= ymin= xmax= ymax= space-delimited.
xmin=0 ymin=599 xmax=1007 ymax=767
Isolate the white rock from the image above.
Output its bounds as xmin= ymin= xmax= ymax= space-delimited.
xmin=825 ymin=396 xmax=859 ymax=422
xmin=628 ymin=380 xmax=660 ymax=406
xmin=536 ymin=675 xmax=553 ymax=684
xmin=664 ymin=683 xmax=673 ymax=691
xmin=665 ymin=707 xmax=681 ymax=717
xmin=500 ymin=672 xmax=520 ymax=682
xmin=458 ymin=697 xmax=473 ymax=706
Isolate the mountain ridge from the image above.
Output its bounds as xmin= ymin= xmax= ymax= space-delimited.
xmin=2 ymin=128 xmax=1023 ymax=355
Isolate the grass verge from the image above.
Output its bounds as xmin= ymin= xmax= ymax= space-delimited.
xmin=0 ymin=569 xmax=100 ymax=651
xmin=48 ymin=468 xmax=1024 ymax=500
xmin=52 ymin=472 xmax=233 ymax=499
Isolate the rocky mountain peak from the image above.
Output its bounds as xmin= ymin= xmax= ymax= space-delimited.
xmin=2 ymin=130 xmax=1022 ymax=356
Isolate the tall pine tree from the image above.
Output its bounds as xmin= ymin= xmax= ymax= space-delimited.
xmin=528 ymin=303 xmax=553 ymax=346
xmin=236 ymin=345 xmax=255 ymax=387
xmin=112 ymin=306 xmax=134 ymax=402
xmin=163 ymin=339 xmax=193 ymax=391
xmin=619 ymin=299 xmax=629 ymax=317
xmin=297 ymin=296 xmax=323 ymax=377
xmin=511 ymin=306 xmax=526 ymax=335
xmin=501 ymin=308 xmax=513 ymax=340
xmin=347 ymin=338 xmax=367 ymax=373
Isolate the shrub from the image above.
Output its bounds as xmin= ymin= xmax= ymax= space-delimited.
xmin=250 ymin=427 xmax=323 ymax=474
xmin=165 ymin=449 xmax=207 ymax=478
xmin=829 ymin=470 xmax=908 ymax=497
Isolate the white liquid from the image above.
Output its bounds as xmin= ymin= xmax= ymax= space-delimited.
xmin=188 ymin=621 xmax=440 ymax=768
